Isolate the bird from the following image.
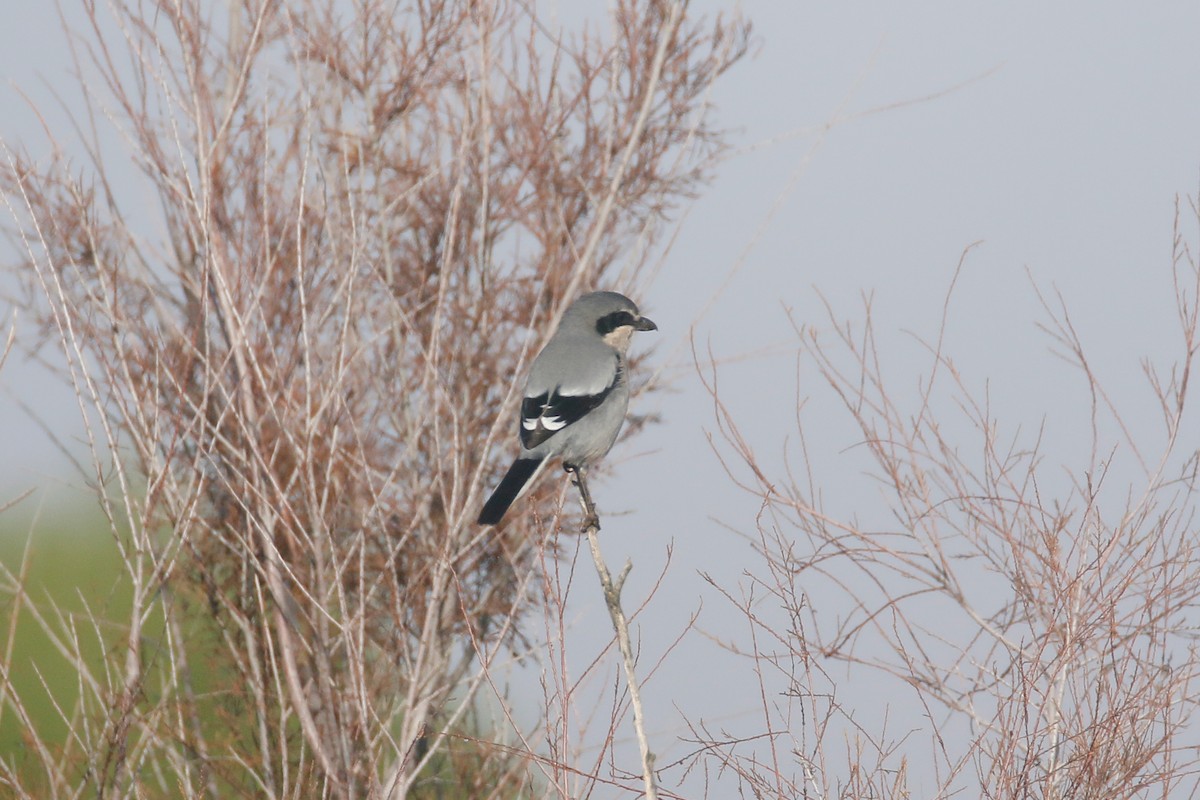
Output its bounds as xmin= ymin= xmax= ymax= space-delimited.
xmin=478 ymin=291 xmax=657 ymax=526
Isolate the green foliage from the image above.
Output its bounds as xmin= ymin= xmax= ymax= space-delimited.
xmin=0 ymin=496 xmax=131 ymax=783
xmin=0 ymin=496 xmax=542 ymax=797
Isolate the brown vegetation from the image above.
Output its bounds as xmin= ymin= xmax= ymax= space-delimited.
xmin=695 ymin=210 xmax=1200 ymax=797
xmin=0 ymin=1 xmax=747 ymax=797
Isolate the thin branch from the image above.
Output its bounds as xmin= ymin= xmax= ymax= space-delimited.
xmin=570 ymin=466 xmax=659 ymax=800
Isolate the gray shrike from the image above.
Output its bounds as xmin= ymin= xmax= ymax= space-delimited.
xmin=478 ymin=291 xmax=657 ymax=525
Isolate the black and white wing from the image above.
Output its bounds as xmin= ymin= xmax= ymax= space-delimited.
xmin=520 ymin=359 xmax=622 ymax=449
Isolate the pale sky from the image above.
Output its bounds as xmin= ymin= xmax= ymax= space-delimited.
xmin=3 ymin=1 xmax=1200 ymax=795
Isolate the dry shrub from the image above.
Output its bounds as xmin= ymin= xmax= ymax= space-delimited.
xmin=0 ymin=1 xmax=748 ymax=797
xmin=698 ymin=202 xmax=1200 ymax=799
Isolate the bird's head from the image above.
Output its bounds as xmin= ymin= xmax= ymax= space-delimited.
xmin=564 ymin=291 xmax=657 ymax=352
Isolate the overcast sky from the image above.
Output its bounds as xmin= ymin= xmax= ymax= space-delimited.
xmin=3 ymin=1 xmax=1200 ymax=795
xmin=594 ymin=1 xmax=1200 ymax=793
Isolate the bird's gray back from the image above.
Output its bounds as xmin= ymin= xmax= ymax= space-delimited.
xmin=522 ymin=333 xmax=629 ymax=464
xmin=525 ymin=332 xmax=620 ymax=399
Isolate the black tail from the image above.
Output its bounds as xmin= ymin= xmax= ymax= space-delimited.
xmin=478 ymin=457 xmax=544 ymax=525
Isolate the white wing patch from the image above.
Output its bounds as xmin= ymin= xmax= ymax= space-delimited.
xmin=523 ymin=402 xmax=569 ymax=432
xmin=519 ymin=356 xmax=623 ymax=450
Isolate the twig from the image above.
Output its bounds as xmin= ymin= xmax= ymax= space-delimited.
xmin=569 ymin=466 xmax=659 ymax=800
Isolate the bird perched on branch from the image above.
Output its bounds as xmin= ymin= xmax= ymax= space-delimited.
xmin=478 ymin=291 xmax=657 ymax=526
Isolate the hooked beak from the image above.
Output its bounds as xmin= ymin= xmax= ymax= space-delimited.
xmin=634 ymin=316 xmax=658 ymax=332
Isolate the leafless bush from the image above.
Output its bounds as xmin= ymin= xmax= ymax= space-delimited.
xmin=697 ymin=201 xmax=1200 ymax=798
xmin=0 ymin=1 xmax=748 ymax=797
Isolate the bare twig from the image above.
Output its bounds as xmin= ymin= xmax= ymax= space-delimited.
xmin=570 ymin=466 xmax=659 ymax=800
xmin=694 ymin=203 xmax=1200 ymax=797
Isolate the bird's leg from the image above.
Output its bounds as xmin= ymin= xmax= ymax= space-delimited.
xmin=565 ymin=463 xmax=601 ymax=531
